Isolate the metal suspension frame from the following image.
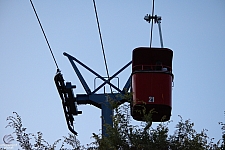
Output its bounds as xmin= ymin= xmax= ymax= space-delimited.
xmin=144 ymin=14 xmax=164 ymax=48
xmin=55 ymin=52 xmax=132 ymax=136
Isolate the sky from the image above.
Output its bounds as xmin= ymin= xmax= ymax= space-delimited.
xmin=0 ymin=0 xmax=225 ymax=148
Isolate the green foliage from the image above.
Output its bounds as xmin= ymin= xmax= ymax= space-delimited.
xmin=90 ymin=103 xmax=225 ymax=150
xmin=3 ymin=108 xmax=225 ymax=150
xmin=168 ymin=116 xmax=217 ymax=150
xmin=4 ymin=112 xmax=80 ymax=150
xmin=219 ymin=121 xmax=225 ymax=149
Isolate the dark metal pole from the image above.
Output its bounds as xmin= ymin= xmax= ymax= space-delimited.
xmin=101 ymin=98 xmax=113 ymax=136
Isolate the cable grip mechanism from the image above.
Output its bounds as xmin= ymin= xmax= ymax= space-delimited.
xmin=144 ymin=14 xmax=164 ymax=48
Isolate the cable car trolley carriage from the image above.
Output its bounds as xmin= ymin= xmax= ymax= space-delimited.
xmin=131 ymin=47 xmax=173 ymax=122
xmin=130 ymin=10 xmax=174 ymax=122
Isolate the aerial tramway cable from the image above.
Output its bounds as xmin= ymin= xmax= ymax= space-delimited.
xmin=30 ymin=0 xmax=114 ymax=93
xmin=150 ymin=0 xmax=155 ymax=48
xmin=92 ymin=0 xmax=109 ymax=78
xmin=29 ymin=0 xmax=60 ymax=72
xmin=30 ymin=0 xmax=79 ymax=134
xmin=92 ymin=0 xmax=114 ymax=94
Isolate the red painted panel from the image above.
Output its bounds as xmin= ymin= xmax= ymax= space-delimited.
xmin=132 ymin=72 xmax=172 ymax=107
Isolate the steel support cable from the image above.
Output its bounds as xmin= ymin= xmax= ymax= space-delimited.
xmin=29 ymin=0 xmax=60 ymax=71
xmin=150 ymin=0 xmax=155 ymax=48
xmin=92 ymin=0 xmax=114 ymax=94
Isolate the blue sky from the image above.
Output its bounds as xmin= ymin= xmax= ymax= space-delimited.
xmin=0 ymin=1 xmax=225 ymax=148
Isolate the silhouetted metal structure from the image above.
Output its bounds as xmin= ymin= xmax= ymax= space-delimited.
xmin=54 ymin=12 xmax=174 ymax=136
xmin=55 ymin=52 xmax=131 ymax=135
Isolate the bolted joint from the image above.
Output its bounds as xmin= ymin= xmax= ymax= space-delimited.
xmin=144 ymin=14 xmax=151 ymax=23
xmin=144 ymin=14 xmax=162 ymax=23
xmin=66 ymin=82 xmax=76 ymax=89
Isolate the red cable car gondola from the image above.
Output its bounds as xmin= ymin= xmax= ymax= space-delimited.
xmin=131 ymin=47 xmax=173 ymax=122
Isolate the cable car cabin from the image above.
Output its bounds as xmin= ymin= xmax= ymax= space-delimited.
xmin=131 ymin=47 xmax=173 ymax=122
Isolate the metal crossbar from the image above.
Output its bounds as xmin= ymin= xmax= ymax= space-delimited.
xmin=62 ymin=52 xmax=132 ymax=136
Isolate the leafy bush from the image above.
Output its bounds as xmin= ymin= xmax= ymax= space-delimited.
xmin=2 ymin=108 xmax=225 ymax=149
